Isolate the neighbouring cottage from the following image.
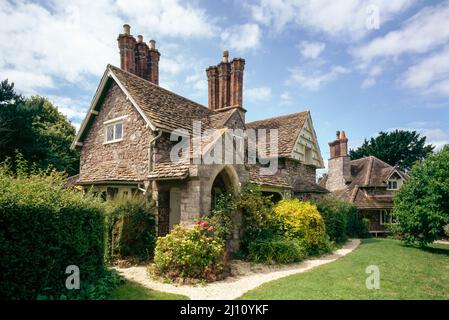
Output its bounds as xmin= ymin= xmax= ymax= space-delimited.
xmin=71 ymin=25 xmax=326 ymax=242
xmin=319 ymin=131 xmax=408 ymax=236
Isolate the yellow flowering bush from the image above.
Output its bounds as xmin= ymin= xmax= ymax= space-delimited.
xmin=273 ymin=199 xmax=328 ymax=254
xmin=152 ymin=222 xmax=226 ymax=281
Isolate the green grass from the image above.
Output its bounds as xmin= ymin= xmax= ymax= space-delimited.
xmin=108 ymin=280 xmax=189 ymax=300
xmin=239 ymin=239 xmax=449 ymax=300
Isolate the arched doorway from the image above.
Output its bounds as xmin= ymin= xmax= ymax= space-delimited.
xmin=210 ymin=167 xmax=239 ymax=210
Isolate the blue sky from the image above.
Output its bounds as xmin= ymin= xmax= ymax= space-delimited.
xmin=1 ymin=0 xmax=449 ymax=172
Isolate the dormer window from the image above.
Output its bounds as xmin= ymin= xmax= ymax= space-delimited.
xmin=104 ymin=116 xmax=127 ymax=144
xmin=387 ymin=172 xmax=402 ymax=190
xmin=388 ymin=180 xmax=398 ymax=190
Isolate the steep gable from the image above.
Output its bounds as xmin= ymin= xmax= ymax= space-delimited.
xmin=246 ymin=112 xmax=324 ymax=168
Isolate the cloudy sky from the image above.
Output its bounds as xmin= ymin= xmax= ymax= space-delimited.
xmin=1 ymin=0 xmax=449 ymax=170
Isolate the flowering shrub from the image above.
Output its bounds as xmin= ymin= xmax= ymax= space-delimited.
xmin=273 ymin=199 xmax=329 ymax=254
xmin=152 ymin=222 xmax=226 ymax=281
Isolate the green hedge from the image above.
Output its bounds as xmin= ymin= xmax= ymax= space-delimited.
xmin=0 ymin=170 xmax=107 ymax=299
xmin=313 ymin=195 xmax=369 ymax=242
xmin=104 ymin=196 xmax=156 ymax=263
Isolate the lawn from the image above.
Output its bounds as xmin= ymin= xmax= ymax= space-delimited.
xmin=239 ymin=238 xmax=449 ymax=300
xmin=108 ymin=280 xmax=189 ymax=300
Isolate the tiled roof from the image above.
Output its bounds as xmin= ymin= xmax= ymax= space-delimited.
xmin=292 ymin=177 xmax=329 ymax=194
xmin=109 ymin=65 xmax=215 ymax=133
xmin=248 ymin=164 xmax=292 ymax=188
xmin=246 ymin=112 xmax=309 ymax=158
xmin=322 ymin=156 xmax=408 ymax=209
xmin=148 ymin=162 xmax=190 ymax=180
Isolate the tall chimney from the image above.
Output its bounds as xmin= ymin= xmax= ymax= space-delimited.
xmin=148 ymin=40 xmax=160 ymax=85
xmin=230 ymin=58 xmax=245 ymax=108
xmin=117 ymin=24 xmax=136 ymax=74
xmin=206 ymin=66 xmax=219 ymax=110
xmin=117 ymin=25 xmax=160 ymax=85
xmin=326 ymin=130 xmax=351 ymax=192
xmin=206 ymin=50 xmax=245 ymax=112
xmin=135 ymin=35 xmax=149 ymax=80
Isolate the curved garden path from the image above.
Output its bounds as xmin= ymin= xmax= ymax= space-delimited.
xmin=114 ymin=239 xmax=360 ymax=300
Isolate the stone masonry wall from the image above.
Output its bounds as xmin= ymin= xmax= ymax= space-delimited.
xmin=326 ymin=156 xmax=350 ymax=192
xmin=79 ymin=83 xmax=150 ymax=182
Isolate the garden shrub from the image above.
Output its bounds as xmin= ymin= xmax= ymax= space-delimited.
xmin=236 ymin=184 xmax=278 ymax=253
xmin=273 ymin=199 xmax=328 ymax=254
xmin=392 ymin=146 xmax=449 ymax=245
xmin=152 ymin=222 xmax=226 ymax=281
xmin=201 ymin=192 xmax=236 ymax=241
xmin=314 ymin=195 xmax=369 ymax=242
xmin=247 ymin=237 xmax=307 ymax=264
xmin=313 ymin=196 xmax=348 ymax=243
xmin=104 ymin=195 xmax=156 ymax=263
xmin=0 ymin=165 xmax=109 ymax=299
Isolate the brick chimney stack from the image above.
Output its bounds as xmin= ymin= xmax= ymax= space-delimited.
xmin=326 ymin=130 xmax=351 ymax=192
xmin=148 ymin=40 xmax=160 ymax=85
xmin=117 ymin=25 xmax=160 ymax=85
xmin=117 ymin=24 xmax=136 ymax=74
xmin=206 ymin=50 xmax=245 ymax=112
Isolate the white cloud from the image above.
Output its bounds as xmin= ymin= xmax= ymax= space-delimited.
xmin=246 ymin=87 xmax=272 ymax=102
xmin=0 ymin=0 xmax=216 ymax=94
xmin=287 ymin=65 xmax=350 ymax=91
xmin=249 ymin=0 xmax=416 ymax=41
xmin=361 ymin=78 xmax=376 ymax=89
xmin=422 ymin=128 xmax=449 ymax=151
xmin=402 ymin=46 xmax=449 ymax=95
xmin=46 ymin=95 xmax=90 ymax=121
xmin=354 ymin=2 xmax=449 ymax=63
xmin=298 ymin=41 xmax=325 ymax=59
xmin=280 ymin=91 xmax=292 ymax=105
xmin=221 ymin=24 xmax=261 ymax=52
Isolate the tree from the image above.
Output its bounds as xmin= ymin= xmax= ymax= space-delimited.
xmin=350 ymin=130 xmax=434 ymax=171
xmin=0 ymin=79 xmax=79 ymax=175
xmin=392 ymin=146 xmax=449 ymax=246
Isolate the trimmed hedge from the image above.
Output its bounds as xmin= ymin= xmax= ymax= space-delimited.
xmin=104 ymin=196 xmax=156 ymax=263
xmin=0 ymin=170 xmax=107 ymax=299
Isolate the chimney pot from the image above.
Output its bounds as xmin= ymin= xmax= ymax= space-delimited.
xmin=223 ymin=50 xmax=229 ymax=63
xmin=341 ymin=130 xmax=347 ymax=140
xmin=123 ymin=24 xmax=131 ymax=35
xmin=336 ymin=131 xmax=341 ymax=140
xmin=137 ymin=35 xmax=143 ymax=43
xmin=149 ymin=40 xmax=156 ymax=50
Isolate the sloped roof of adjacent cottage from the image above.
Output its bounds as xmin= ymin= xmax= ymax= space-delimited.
xmin=319 ymin=156 xmax=408 ymax=209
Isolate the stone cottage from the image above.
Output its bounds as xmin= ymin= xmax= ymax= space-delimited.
xmin=319 ymin=131 xmax=408 ymax=236
xmin=71 ymin=25 xmax=326 ymax=237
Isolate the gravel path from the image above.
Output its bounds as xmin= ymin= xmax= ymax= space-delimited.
xmin=114 ymin=239 xmax=360 ymax=300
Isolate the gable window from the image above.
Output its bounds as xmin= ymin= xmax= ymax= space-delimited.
xmin=387 ymin=180 xmax=398 ymax=190
xmin=387 ymin=172 xmax=402 ymax=190
xmin=104 ymin=116 xmax=126 ymax=144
